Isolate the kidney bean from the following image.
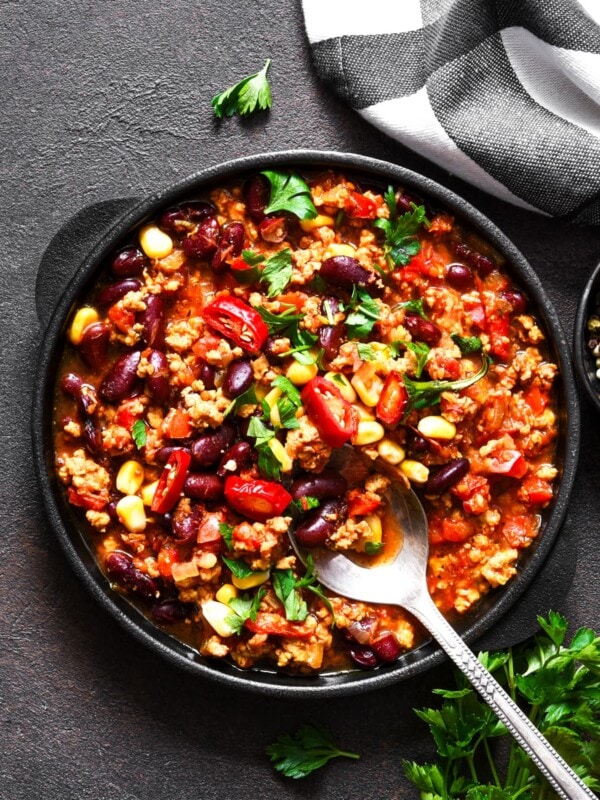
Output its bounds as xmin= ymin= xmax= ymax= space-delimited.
xmin=371 ymin=632 xmax=401 ymax=663
xmin=212 ymin=221 xmax=245 ymax=270
xmin=171 ymin=502 xmax=203 ymax=543
xmin=222 ymin=358 xmax=253 ymax=399
xmin=154 ymin=445 xmax=191 ymax=465
xmin=259 ymin=215 xmax=287 ymax=243
xmin=425 ymin=458 xmax=470 ymax=496
xmin=471 ymin=253 xmax=494 ymax=276
xmin=295 ymin=499 xmax=343 ymax=547
xmin=396 ymin=191 xmax=422 ymax=214
xmin=158 ymin=206 xmax=187 ymax=232
xmin=97 ymin=278 xmax=142 ymax=307
xmin=318 ymin=324 xmax=344 ymax=363
xmin=501 ymin=290 xmax=527 ymax=314
xmin=60 ymin=373 xmax=98 ymax=416
xmin=320 ymin=256 xmax=374 ymax=289
xmin=141 ymin=294 xmax=165 ymax=349
xmin=404 ymin=314 xmax=442 ymax=346
xmin=61 ymin=372 xmax=83 ymax=397
xmin=291 ymin=471 xmax=348 ymax=502
xmin=263 ymin=335 xmax=288 ymax=365
xmin=191 ymin=424 xmax=235 ymax=467
xmin=180 ymin=200 xmax=216 ymax=222
xmin=244 ymin=174 xmax=270 ymax=222
xmin=110 ymin=247 xmax=148 ymax=278
xmin=183 ymin=473 xmax=225 ymax=501
xmin=183 ymin=217 xmax=220 ymax=260
xmin=99 ymin=350 xmax=142 ymax=403
xmin=197 ymin=362 xmax=216 ymax=390
xmin=445 ymin=263 xmax=473 ymax=291
xmin=406 ymin=429 xmax=430 ymax=456
xmin=105 ymin=551 xmax=160 ymax=601
xmin=79 ymin=322 xmax=110 ymax=371
xmin=453 ymin=242 xmax=471 ymax=261
xmin=217 ymin=441 xmax=254 ymax=477
xmin=83 ymin=417 xmax=102 ymax=454
xmin=151 ymin=599 xmax=189 ymax=624
xmin=144 ymin=349 xmax=169 ymax=404
xmin=348 ymin=645 xmax=379 ymax=669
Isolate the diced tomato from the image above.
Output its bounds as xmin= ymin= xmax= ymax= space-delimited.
xmin=164 ymin=409 xmax=191 ymax=439
xmin=245 ymin=612 xmax=313 ymax=639
xmin=524 ymin=386 xmax=548 ymax=416
xmin=108 ymin=304 xmax=136 ymax=333
xmin=224 ymin=477 xmax=292 ymax=522
xmin=157 ymin=543 xmax=181 ymax=578
xmin=277 ymin=292 xmax=308 ymax=313
xmin=302 ymin=377 xmax=358 ymax=448
xmin=376 ymin=371 xmax=408 ymax=427
xmin=67 ymin=486 xmax=107 ymax=511
xmin=344 ymin=191 xmax=378 ymax=219
xmin=347 ymin=489 xmax=381 ymax=517
xmin=488 ymin=314 xmax=510 ymax=361
xmin=518 ymin=476 xmax=553 ymax=506
xmin=197 ymin=514 xmax=224 ymax=550
xmin=501 ymin=515 xmax=538 ymax=548
xmin=486 ymin=449 xmax=528 ymax=479
xmin=441 ymin=518 xmax=475 ymax=543
xmin=192 ymin=331 xmax=222 ymax=361
xmin=115 ymin=398 xmax=143 ymax=429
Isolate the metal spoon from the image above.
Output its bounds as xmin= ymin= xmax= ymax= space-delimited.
xmin=290 ymin=480 xmax=594 ymax=800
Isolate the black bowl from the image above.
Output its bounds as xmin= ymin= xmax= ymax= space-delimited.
xmin=574 ymin=261 xmax=600 ymax=414
xmin=32 ymin=150 xmax=580 ymax=697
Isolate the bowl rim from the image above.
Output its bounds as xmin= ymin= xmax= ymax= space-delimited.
xmin=32 ymin=148 xmax=580 ymax=697
xmin=574 ymin=260 xmax=600 ymax=414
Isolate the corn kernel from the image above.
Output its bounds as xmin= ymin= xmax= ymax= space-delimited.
xmin=215 ymin=583 xmax=239 ymax=605
xmin=324 ymin=242 xmax=356 ymax=259
xmin=324 ymin=372 xmax=357 ymax=403
xmin=299 ymin=214 xmax=334 ymax=232
xmin=201 ymin=600 xmax=237 ymax=638
xmin=264 ymin=387 xmax=283 ymax=427
xmin=115 ymin=460 xmax=145 ymax=495
xmin=139 ymin=224 xmax=174 ymax=259
xmin=140 ymin=480 xmax=159 ymax=507
xmin=351 ymin=364 xmax=384 ymax=407
xmin=377 ymin=439 xmax=406 ymax=465
xmin=364 ymin=513 xmax=383 ymax=544
xmin=354 ymin=403 xmax=376 ymax=422
xmin=417 ymin=415 xmax=457 ymax=440
xmin=400 ymin=459 xmax=430 ymax=485
xmin=286 ymin=360 xmax=318 ymax=386
xmin=232 ymin=570 xmax=270 ymax=590
xmin=68 ymin=306 xmax=100 ymax=345
xmin=354 ymin=420 xmax=385 ymax=445
xmin=116 ymin=495 xmax=147 ymax=532
xmin=268 ymin=438 xmax=293 ymax=473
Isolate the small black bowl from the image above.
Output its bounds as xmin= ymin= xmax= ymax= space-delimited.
xmin=574 ymin=261 xmax=600 ymax=414
xmin=32 ymin=149 xmax=580 ymax=697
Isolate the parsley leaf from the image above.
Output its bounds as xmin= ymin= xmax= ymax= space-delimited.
xmin=272 ymin=375 xmax=302 ymax=430
xmin=272 ymin=570 xmax=308 ymax=622
xmin=262 ymin=170 xmax=317 ymax=220
xmin=405 ymin=341 xmax=431 ymax=378
xmin=357 ymin=343 xmax=378 ymax=362
xmin=293 ymin=496 xmax=320 ymax=513
xmin=211 ymin=59 xmax=272 ymax=118
xmin=257 ymin=446 xmax=282 ymax=481
xmin=226 ymin=587 xmax=266 ymax=634
xmin=261 ymin=248 xmax=293 ymax=298
xmin=345 ymin=286 xmax=380 ymax=340
xmin=256 ymin=305 xmax=304 ymax=335
xmin=247 ymin=416 xmax=276 ymax=447
xmin=224 ymin=384 xmax=258 ymax=417
xmin=399 ymin=298 xmax=427 ymax=319
xmin=404 ymin=355 xmax=490 ymax=411
xmin=131 ymin=419 xmax=147 ymax=449
xmin=266 ymin=724 xmax=359 ymax=779
xmin=219 ymin=522 xmax=234 ymax=550
xmin=221 ymin=555 xmax=256 ymax=580
xmin=451 ymin=333 xmax=483 ymax=355
xmin=242 ymin=249 xmax=266 ymax=267
xmin=364 ymin=541 xmax=384 ymax=555
xmin=374 ymin=188 xmax=429 ymax=268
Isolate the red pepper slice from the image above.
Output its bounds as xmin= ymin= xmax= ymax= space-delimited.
xmin=244 ymin=612 xmax=313 ymax=639
xmin=202 ymin=296 xmax=268 ymax=354
xmin=344 ymin=191 xmax=377 ymax=219
xmin=67 ymin=486 xmax=107 ymax=511
xmin=224 ymin=476 xmax=292 ymax=522
xmin=376 ymin=371 xmax=408 ymax=427
xmin=151 ymin=449 xmax=191 ymax=514
xmin=486 ymin=449 xmax=528 ymax=479
xmin=301 ymin=377 xmax=358 ymax=448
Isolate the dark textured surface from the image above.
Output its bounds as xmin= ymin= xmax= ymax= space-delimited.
xmin=2 ymin=1 xmax=600 ymax=798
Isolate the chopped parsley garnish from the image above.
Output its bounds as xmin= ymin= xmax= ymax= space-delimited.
xmin=256 ymin=304 xmax=304 ymax=334
xmin=374 ymin=187 xmax=429 ymax=269
xmin=345 ymin=286 xmax=380 ymax=339
xmin=272 ymin=570 xmax=309 ymax=622
xmin=211 ymin=59 xmax=272 ymax=118
xmin=357 ymin=343 xmax=378 ymax=362
xmin=272 ymin=375 xmax=302 ymax=430
xmin=242 ymin=249 xmax=266 ymax=267
xmin=226 ymin=587 xmax=266 ymax=634
xmin=224 ymin=384 xmax=258 ymax=417
xmin=219 ymin=522 xmax=234 ymax=550
xmin=131 ymin=419 xmax=147 ymax=449
xmin=364 ymin=541 xmax=384 ymax=555
xmin=399 ymin=298 xmax=427 ymax=319
xmin=404 ymin=354 xmax=490 ymax=411
xmin=266 ymin=724 xmax=360 ymax=779
xmin=451 ymin=333 xmax=483 ymax=354
xmin=221 ymin=555 xmax=256 ymax=580
xmin=257 ymin=446 xmax=282 ymax=481
xmin=261 ymin=170 xmax=317 ymax=220
xmin=260 ymin=248 xmax=293 ymax=298
xmin=293 ymin=496 xmax=320 ymax=513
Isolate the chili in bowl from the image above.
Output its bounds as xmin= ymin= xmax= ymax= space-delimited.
xmin=33 ymin=151 xmax=579 ymax=696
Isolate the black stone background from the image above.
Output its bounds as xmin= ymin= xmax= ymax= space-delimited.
xmin=2 ymin=2 xmax=600 ymax=798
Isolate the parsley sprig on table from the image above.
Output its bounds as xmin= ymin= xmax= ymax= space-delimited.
xmin=211 ymin=59 xmax=272 ymax=118
xmin=374 ymin=186 xmax=429 ymax=269
xmin=404 ymin=612 xmax=600 ymax=799
xmin=266 ymin=724 xmax=360 ymax=779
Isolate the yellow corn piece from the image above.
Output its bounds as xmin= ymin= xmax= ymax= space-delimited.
xmin=138 ymin=224 xmax=174 ymax=259
xmin=116 ymin=495 xmax=147 ymax=533
xmin=299 ymin=214 xmax=334 ymax=232
xmin=354 ymin=420 xmax=385 ymax=445
xmin=353 ymin=403 xmax=376 ymax=422
xmin=377 ymin=439 xmax=406 ymax=465
xmin=115 ymin=460 xmax=145 ymax=495
xmin=215 ymin=583 xmax=239 ymax=605
xmin=364 ymin=513 xmax=383 ymax=545
xmin=201 ymin=600 xmax=237 ymax=638
xmin=263 ymin=387 xmax=283 ymax=427
xmin=323 ymin=372 xmax=357 ymax=403
xmin=400 ymin=460 xmax=430 ymax=485
xmin=68 ymin=306 xmax=99 ymax=345
xmin=324 ymin=243 xmax=355 ymax=259
xmin=232 ymin=570 xmax=270 ymax=590
xmin=417 ymin=415 xmax=457 ymax=440
xmin=351 ymin=363 xmax=384 ymax=407
xmin=140 ymin=480 xmax=159 ymax=507
xmin=286 ymin=360 xmax=318 ymax=386
xmin=268 ymin=438 xmax=293 ymax=473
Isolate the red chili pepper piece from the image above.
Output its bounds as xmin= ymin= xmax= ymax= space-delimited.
xmin=244 ymin=612 xmax=313 ymax=639
xmin=344 ymin=191 xmax=377 ymax=219
xmin=229 ymin=257 xmax=261 ymax=285
xmin=224 ymin=476 xmax=292 ymax=522
xmin=202 ymin=295 xmax=268 ymax=354
xmin=301 ymin=376 xmax=358 ymax=448
xmin=376 ymin=371 xmax=408 ymax=427
xmin=486 ymin=449 xmax=528 ymax=479
xmin=151 ymin=449 xmax=192 ymax=514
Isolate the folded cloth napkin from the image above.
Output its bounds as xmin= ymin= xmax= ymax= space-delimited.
xmin=302 ymin=0 xmax=600 ymax=224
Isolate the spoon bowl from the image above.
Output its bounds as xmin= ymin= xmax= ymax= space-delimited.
xmin=289 ymin=481 xmax=594 ymax=800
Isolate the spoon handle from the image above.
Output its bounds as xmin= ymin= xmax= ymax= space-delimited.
xmin=406 ymin=587 xmax=595 ymax=800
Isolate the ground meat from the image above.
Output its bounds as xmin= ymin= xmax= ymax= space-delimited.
xmin=165 ymin=316 xmax=204 ymax=352
xmin=181 ymin=387 xmax=230 ymax=429
xmin=285 ymin=416 xmax=332 ymax=472
xmin=481 ymin=549 xmax=518 ymax=587
xmin=56 ymin=448 xmax=111 ymax=505
xmin=231 ymin=516 xmax=291 ymax=569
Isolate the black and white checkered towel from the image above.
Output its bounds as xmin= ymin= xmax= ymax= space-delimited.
xmin=302 ymin=0 xmax=600 ymax=224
